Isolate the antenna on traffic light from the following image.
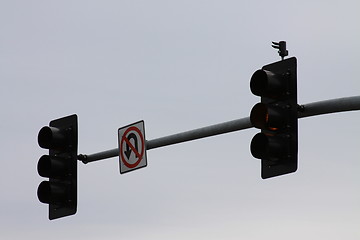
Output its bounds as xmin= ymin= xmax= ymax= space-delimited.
xmin=272 ymin=41 xmax=288 ymax=60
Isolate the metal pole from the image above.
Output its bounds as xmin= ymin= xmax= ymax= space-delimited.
xmin=146 ymin=117 xmax=251 ymax=150
xmin=77 ymin=117 xmax=251 ymax=163
xmin=297 ymin=95 xmax=360 ymax=118
xmin=78 ymin=95 xmax=360 ymax=164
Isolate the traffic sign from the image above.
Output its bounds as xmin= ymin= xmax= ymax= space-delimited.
xmin=118 ymin=120 xmax=147 ymax=174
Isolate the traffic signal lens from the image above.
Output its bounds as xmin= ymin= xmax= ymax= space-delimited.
xmin=37 ymin=181 xmax=68 ymax=204
xmin=250 ymin=133 xmax=286 ymax=161
xmin=38 ymin=155 xmax=51 ymax=178
xmin=37 ymin=181 xmax=51 ymax=204
xmin=250 ymin=103 xmax=269 ymax=129
xmin=38 ymin=126 xmax=66 ymax=150
xmin=250 ymin=103 xmax=285 ymax=130
xmin=250 ymin=133 xmax=267 ymax=159
xmin=250 ymin=69 xmax=284 ymax=98
xmin=38 ymin=155 xmax=67 ymax=178
xmin=250 ymin=70 xmax=268 ymax=96
xmin=250 ymin=103 xmax=268 ymax=129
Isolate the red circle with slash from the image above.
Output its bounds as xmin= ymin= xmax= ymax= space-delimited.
xmin=120 ymin=126 xmax=145 ymax=168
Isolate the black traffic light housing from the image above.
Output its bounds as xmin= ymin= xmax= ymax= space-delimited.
xmin=250 ymin=57 xmax=298 ymax=179
xmin=37 ymin=114 xmax=78 ymax=220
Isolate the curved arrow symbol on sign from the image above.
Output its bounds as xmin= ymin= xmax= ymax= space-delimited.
xmin=124 ymin=133 xmax=138 ymax=159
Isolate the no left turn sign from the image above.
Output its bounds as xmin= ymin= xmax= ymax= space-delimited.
xmin=118 ymin=120 xmax=147 ymax=174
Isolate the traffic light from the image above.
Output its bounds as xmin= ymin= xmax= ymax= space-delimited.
xmin=250 ymin=57 xmax=298 ymax=179
xmin=37 ymin=114 xmax=78 ymax=220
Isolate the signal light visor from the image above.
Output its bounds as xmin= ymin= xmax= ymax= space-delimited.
xmin=250 ymin=103 xmax=286 ymax=130
xmin=250 ymin=69 xmax=285 ymax=98
xmin=37 ymin=181 xmax=68 ymax=204
xmin=250 ymin=133 xmax=287 ymax=161
xmin=38 ymin=126 xmax=66 ymax=150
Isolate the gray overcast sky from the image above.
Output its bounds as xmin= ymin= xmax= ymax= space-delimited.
xmin=1 ymin=0 xmax=359 ymax=239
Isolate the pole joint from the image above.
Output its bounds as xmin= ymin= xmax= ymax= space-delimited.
xmin=77 ymin=154 xmax=89 ymax=164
